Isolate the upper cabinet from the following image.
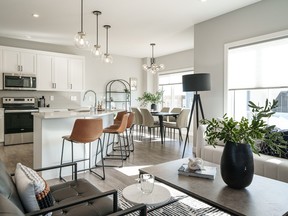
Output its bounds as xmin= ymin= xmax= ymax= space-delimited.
xmin=36 ymin=54 xmax=84 ymax=91
xmin=68 ymin=58 xmax=84 ymax=91
xmin=2 ymin=47 xmax=36 ymax=74
xmin=0 ymin=46 xmax=85 ymax=92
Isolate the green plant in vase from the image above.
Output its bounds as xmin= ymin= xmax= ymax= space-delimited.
xmin=201 ymin=99 xmax=286 ymax=189
xmin=137 ymin=90 xmax=163 ymax=110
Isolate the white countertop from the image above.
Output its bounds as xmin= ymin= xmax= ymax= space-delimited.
xmin=33 ymin=110 xmax=116 ymax=119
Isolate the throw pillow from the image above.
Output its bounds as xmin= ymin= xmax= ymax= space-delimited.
xmin=14 ymin=163 xmax=54 ymax=213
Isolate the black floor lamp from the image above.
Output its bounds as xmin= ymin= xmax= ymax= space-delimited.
xmin=182 ymin=73 xmax=211 ymax=158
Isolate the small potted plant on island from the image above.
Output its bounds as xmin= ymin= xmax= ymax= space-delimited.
xmin=202 ymin=99 xmax=287 ymax=189
xmin=137 ymin=90 xmax=163 ymax=111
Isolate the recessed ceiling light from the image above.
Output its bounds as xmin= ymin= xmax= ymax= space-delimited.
xmin=32 ymin=14 xmax=39 ymax=18
xmin=200 ymin=0 xmax=207 ymax=2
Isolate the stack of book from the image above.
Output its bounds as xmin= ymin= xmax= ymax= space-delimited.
xmin=178 ymin=164 xmax=217 ymax=180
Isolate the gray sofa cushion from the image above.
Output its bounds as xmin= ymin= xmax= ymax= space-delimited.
xmin=0 ymin=194 xmax=25 ymax=216
xmin=50 ymin=178 xmax=115 ymax=216
xmin=0 ymin=161 xmax=25 ymax=212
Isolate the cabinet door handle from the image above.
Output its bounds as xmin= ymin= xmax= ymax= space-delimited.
xmin=70 ymin=84 xmax=72 ymax=89
xmin=17 ymin=65 xmax=20 ymax=71
xmin=21 ymin=65 xmax=23 ymax=71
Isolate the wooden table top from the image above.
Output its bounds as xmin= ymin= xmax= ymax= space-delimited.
xmin=139 ymin=158 xmax=288 ymax=216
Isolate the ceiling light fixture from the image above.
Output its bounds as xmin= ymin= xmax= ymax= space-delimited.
xmin=102 ymin=25 xmax=113 ymax=63
xmin=74 ymin=0 xmax=90 ymax=49
xmin=143 ymin=43 xmax=164 ymax=74
xmin=32 ymin=14 xmax=39 ymax=18
xmin=91 ymin=11 xmax=102 ymax=57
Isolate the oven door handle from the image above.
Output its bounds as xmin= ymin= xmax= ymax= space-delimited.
xmin=4 ymin=109 xmax=39 ymax=113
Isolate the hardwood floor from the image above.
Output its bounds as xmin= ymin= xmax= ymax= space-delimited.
xmin=0 ymin=134 xmax=193 ymax=192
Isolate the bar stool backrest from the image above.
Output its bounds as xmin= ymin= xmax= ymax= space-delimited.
xmin=126 ymin=112 xmax=135 ymax=129
xmin=69 ymin=118 xmax=103 ymax=143
xmin=114 ymin=111 xmax=128 ymax=124
xmin=115 ymin=113 xmax=130 ymax=133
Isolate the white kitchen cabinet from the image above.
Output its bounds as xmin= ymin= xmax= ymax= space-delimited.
xmin=53 ymin=57 xmax=68 ymax=91
xmin=2 ymin=48 xmax=36 ymax=74
xmin=37 ymin=54 xmax=84 ymax=91
xmin=68 ymin=58 xmax=84 ymax=91
xmin=37 ymin=54 xmax=53 ymax=90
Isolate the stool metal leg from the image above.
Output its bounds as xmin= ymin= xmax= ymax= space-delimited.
xmin=91 ymin=139 xmax=105 ymax=180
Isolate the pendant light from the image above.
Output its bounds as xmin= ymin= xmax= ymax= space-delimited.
xmin=91 ymin=11 xmax=102 ymax=56
xmin=142 ymin=43 xmax=164 ymax=74
xmin=74 ymin=0 xmax=90 ymax=49
xmin=102 ymin=25 xmax=113 ymax=63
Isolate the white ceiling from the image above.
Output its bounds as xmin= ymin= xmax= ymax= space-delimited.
xmin=0 ymin=0 xmax=261 ymax=58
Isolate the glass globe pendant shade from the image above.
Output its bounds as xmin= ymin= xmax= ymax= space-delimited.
xmin=91 ymin=45 xmax=102 ymax=56
xmin=74 ymin=32 xmax=90 ymax=49
xmin=102 ymin=53 xmax=113 ymax=63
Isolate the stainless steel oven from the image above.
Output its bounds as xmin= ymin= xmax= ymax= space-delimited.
xmin=3 ymin=97 xmax=38 ymax=145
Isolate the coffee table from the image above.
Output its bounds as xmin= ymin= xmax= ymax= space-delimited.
xmin=139 ymin=158 xmax=288 ymax=216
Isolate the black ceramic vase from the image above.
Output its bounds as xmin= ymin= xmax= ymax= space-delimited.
xmin=221 ymin=141 xmax=254 ymax=189
xmin=151 ymin=103 xmax=157 ymax=111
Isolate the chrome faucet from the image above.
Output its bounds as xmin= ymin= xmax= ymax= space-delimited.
xmin=83 ymin=90 xmax=97 ymax=111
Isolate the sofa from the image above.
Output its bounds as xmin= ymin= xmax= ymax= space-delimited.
xmin=196 ymin=124 xmax=288 ymax=183
xmin=0 ymin=160 xmax=146 ymax=216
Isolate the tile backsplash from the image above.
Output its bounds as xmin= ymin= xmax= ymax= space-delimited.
xmin=0 ymin=91 xmax=82 ymax=109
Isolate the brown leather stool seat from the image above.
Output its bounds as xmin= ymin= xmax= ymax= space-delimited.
xmin=60 ymin=118 xmax=105 ymax=180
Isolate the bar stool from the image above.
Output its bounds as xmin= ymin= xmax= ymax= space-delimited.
xmin=59 ymin=118 xmax=105 ymax=180
xmin=100 ymin=113 xmax=129 ymax=167
xmin=113 ymin=110 xmax=127 ymax=125
xmin=112 ymin=112 xmax=135 ymax=156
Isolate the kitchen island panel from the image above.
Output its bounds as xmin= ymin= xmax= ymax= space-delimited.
xmin=33 ymin=111 xmax=114 ymax=179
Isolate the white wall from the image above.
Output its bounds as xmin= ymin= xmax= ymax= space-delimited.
xmin=194 ymin=0 xmax=288 ymax=119
xmin=0 ymin=37 xmax=143 ymax=108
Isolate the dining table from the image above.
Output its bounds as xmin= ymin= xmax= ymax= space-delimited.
xmin=151 ymin=112 xmax=180 ymax=144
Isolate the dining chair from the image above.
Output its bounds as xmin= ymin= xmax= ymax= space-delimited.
xmin=140 ymin=108 xmax=160 ymax=142
xmin=164 ymin=108 xmax=190 ymax=145
xmin=160 ymin=107 xmax=170 ymax=122
xmin=131 ymin=107 xmax=144 ymax=138
xmin=166 ymin=107 xmax=182 ymax=137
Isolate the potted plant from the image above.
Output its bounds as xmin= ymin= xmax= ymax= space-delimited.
xmin=202 ymin=99 xmax=286 ymax=189
xmin=137 ymin=90 xmax=163 ymax=110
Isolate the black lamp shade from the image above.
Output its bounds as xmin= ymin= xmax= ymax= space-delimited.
xmin=182 ymin=73 xmax=211 ymax=92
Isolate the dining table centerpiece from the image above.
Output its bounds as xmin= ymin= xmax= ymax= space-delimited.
xmin=137 ymin=90 xmax=163 ymax=111
xmin=202 ymin=99 xmax=286 ymax=189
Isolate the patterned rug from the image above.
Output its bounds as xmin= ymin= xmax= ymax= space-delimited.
xmin=117 ymin=184 xmax=231 ymax=216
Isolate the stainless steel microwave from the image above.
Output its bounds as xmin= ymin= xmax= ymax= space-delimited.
xmin=3 ymin=73 xmax=37 ymax=90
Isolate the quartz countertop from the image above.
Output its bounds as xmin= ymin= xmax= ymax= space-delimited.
xmin=33 ymin=110 xmax=116 ymax=119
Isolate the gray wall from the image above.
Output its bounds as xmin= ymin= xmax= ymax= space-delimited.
xmin=0 ymin=37 xmax=143 ymax=108
xmin=194 ymin=0 xmax=288 ymax=119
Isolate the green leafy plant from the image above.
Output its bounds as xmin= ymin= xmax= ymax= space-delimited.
xmin=137 ymin=90 xmax=163 ymax=106
xmin=201 ymin=99 xmax=286 ymax=155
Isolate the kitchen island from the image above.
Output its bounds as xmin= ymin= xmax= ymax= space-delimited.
xmin=33 ymin=110 xmax=115 ymax=179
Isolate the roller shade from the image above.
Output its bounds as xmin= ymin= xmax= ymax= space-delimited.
xmin=228 ymin=37 xmax=288 ymax=90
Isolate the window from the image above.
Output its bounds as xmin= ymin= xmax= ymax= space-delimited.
xmin=158 ymin=70 xmax=193 ymax=108
xmin=226 ymin=32 xmax=288 ymax=129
